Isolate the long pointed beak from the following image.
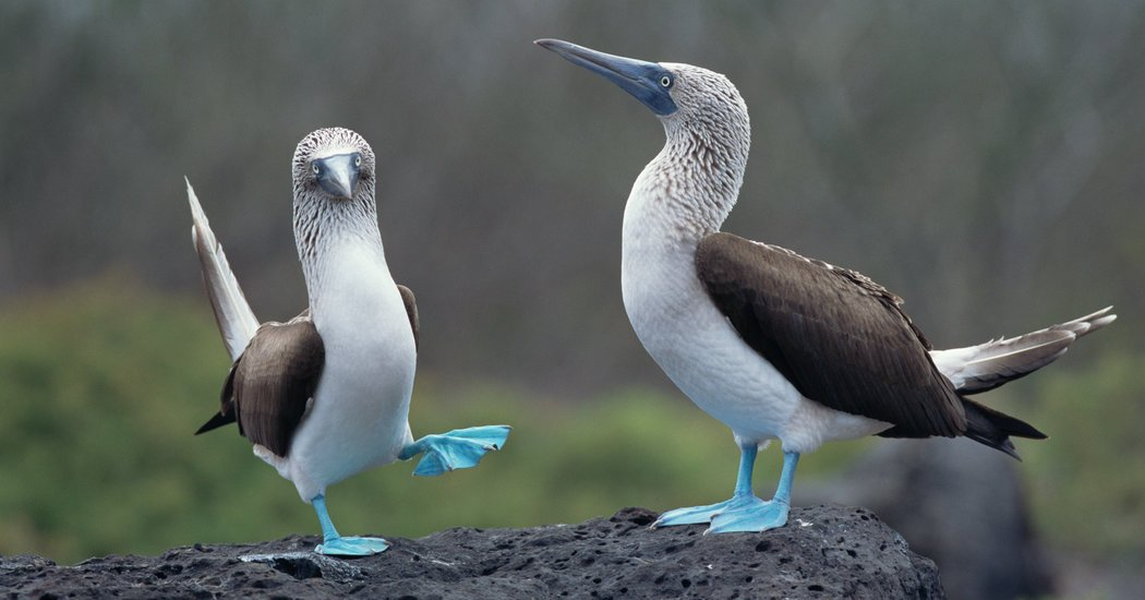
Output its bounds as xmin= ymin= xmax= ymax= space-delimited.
xmin=315 ymin=153 xmax=360 ymax=199
xmin=535 ymin=38 xmax=678 ymax=116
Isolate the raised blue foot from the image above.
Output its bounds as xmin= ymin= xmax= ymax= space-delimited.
xmin=311 ymin=494 xmax=388 ymax=556
xmin=399 ymin=425 xmax=511 ymax=476
xmin=652 ymin=446 xmax=800 ymax=534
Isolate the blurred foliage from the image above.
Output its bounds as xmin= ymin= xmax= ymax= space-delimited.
xmin=0 ymin=282 xmax=869 ymax=564
xmin=1024 ymin=353 xmax=1145 ymax=559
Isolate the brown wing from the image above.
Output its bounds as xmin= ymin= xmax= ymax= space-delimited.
xmin=695 ymin=232 xmax=966 ymax=438
xmin=195 ymin=311 xmax=325 ymax=457
xmin=397 ymin=284 xmax=419 ymax=351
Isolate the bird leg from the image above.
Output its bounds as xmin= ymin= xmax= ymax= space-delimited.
xmin=311 ymin=494 xmax=389 ymax=556
xmin=399 ymin=425 xmax=511 ymax=476
xmin=708 ymin=450 xmax=799 ymax=533
xmin=652 ymin=445 xmax=800 ymax=534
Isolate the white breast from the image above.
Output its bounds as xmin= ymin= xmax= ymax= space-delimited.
xmin=622 ymin=230 xmax=799 ymax=439
xmin=621 ymin=187 xmax=888 ymax=453
xmin=283 ymin=238 xmax=417 ymax=501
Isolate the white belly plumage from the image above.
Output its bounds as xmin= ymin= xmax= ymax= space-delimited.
xmin=621 ymin=242 xmax=889 ymax=454
xmin=257 ymin=240 xmax=417 ymax=502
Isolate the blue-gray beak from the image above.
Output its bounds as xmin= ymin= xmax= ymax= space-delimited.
xmin=535 ymin=38 xmax=678 ymax=116
xmin=314 ymin=153 xmax=361 ymax=199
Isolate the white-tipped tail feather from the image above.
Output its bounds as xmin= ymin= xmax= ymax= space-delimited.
xmin=932 ymin=306 xmax=1116 ymax=394
xmin=186 ymin=177 xmax=260 ymax=362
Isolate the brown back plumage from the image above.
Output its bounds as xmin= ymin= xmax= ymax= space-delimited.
xmin=695 ymin=232 xmax=1046 ymax=456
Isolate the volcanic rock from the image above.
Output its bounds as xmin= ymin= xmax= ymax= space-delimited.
xmin=0 ymin=505 xmax=943 ymax=599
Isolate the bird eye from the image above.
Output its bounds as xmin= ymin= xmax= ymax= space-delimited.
xmin=311 ymin=163 xmax=320 ymax=176
xmin=660 ymin=75 xmax=673 ymax=88
xmin=354 ymin=155 xmax=362 ymax=168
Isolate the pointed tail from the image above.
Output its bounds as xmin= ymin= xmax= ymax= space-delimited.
xmin=932 ymin=306 xmax=1116 ymax=395
xmin=961 ymin=397 xmax=1048 ymax=460
xmin=187 ymin=177 xmax=260 ymax=362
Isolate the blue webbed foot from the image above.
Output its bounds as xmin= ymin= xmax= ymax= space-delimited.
xmin=315 ymin=535 xmax=389 ymax=556
xmin=707 ymin=497 xmax=789 ymax=533
xmin=310 ymin=494 xmax=389 ymax=556
xmin=653 ymin=448 xmax=799 ymax=534
xmin=652 ymin=494 xmax=789 ymax=533
xmin=400 ymin=425 xmax=511 ymax=476
xmin=651 ymin=493 xmax=761 ymax=528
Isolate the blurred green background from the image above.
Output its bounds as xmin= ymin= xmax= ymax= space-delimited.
xmin=0 ymin=1 xmax=1142 ymax=598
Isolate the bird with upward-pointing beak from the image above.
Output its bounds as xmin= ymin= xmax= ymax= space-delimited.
xmin=187 ymin=127 xmax=510 ymax=556
xmin=537 ymin=39 xmax=1114 ymax=534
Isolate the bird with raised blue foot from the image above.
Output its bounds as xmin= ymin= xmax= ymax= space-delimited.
xmin=536 ymin=39 xmax=1115 ymax=535
xmin=187 ymin=127 xmax=509 ymax=556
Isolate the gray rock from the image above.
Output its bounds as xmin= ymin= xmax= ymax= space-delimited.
xmin=796 ymin=439 xmax=1052 ymax=600
xmin=0 ymin=506 xmax=943 ymax=599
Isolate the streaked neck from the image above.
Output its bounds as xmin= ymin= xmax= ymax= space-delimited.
xmin=623 ymin=116 xmax=750 ymax=248
xmin=294 ymin=194 xmax=387 ymax=306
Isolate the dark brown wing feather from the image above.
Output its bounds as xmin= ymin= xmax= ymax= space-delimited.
xmin=397 ymin=284 xmax=419 ymax=351
xmin=234 ymin=316 xmax=324 ymax=456
xmin=197 ymin=312 xmax=325 ymax=457
xmin=695 ymin=232 xmax=966 ymax=438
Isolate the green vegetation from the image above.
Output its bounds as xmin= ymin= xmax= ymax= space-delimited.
xmin=0 ymin=281 xmax=1139 ymax=568
xmin=1023 ymin=353 xmax=1145 ymax=557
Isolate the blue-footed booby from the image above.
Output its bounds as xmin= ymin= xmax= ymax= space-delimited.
xmin=537 ymin=39 xmax=1115 ymax=534
xmin=187 ymin=127 xmax=510 ymax=556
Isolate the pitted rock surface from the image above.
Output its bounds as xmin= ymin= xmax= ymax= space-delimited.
xmin=0 ymin=505 xmax=943 ymax=599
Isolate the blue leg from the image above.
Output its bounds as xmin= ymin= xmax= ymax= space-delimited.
xmin=399 ymin=425 xmax=511 ymax=476
xmin=311 ymin=494 xmax=389 ymax=556
xmin=652 ymin=445 xmax=801 ymax=534
xmin=708 ymin=451 xmax=799 ymax=533
xmin=652 ymin=443 xmax=761 ymax=528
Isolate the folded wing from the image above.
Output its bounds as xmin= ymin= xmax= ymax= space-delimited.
xmin=695 ymin=232 xmax=965 ymax=438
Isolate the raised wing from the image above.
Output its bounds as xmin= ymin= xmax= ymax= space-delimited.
xmin=187 ymin=178 xmax=260 ymax=362
xmin=695 ymin=232 xmax=965 ymax=438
